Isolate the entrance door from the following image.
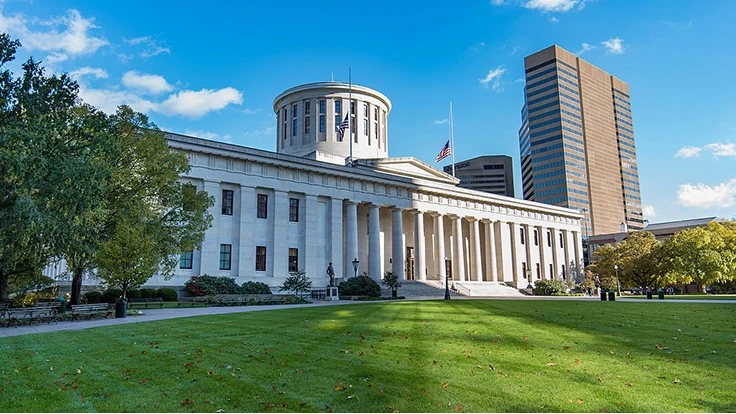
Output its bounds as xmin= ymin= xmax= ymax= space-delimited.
xmin=405 ymin=247 xmax=415 ymax=280
xmin=445 ymin=259 xmax=453 ymax=280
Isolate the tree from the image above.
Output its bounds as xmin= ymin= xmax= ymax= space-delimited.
xmin=663 ymin=222 xmax=736 ymax=293
xmin=0 ymin=34 xmax=112 ymax=300
xmin=381 ymin=271 xmax=402 ymax=298
xmin=280 ymin=269 xmax=312 ymax=298
xmin=589 ymin=231 xmax=667 ymax=290
xmin=92 ymin=107 xmax=213 ymax=298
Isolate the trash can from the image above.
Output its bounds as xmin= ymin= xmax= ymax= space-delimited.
xmin=646 ymin=289 xmax=652 ymax=300
xmin=657 ymin=288 xmax=665 ymax=300
xmin=608 ymin=290 xmax=616 ymax=301
xmin=600 ymin=289 xmax=607 ymax=301
xmin=55 ymin=296 xmax=67 ymax=314
xmin=115 ymin=298 xmax=127 ymax=318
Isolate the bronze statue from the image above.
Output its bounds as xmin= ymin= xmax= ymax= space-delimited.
xmin=326 ymin=262 xmax=335 ymax=287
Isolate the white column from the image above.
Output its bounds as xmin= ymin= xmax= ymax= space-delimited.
xmin=550 ymin=228 xmax=559 ymax=280
xmin=345 ymin=201 xmax=358 ymax=278
xmin=414 ymin=211 xmax=426 ymax=281
xmin=453 ymin=216 xmax=465 ymax=282
xmin=508 ymin=222 xmax=518 ymax=287
xmin=201 ymin=180 xmax=221 ymax=276
xmin=330 ymin=198 xmax=344 ymax=279
xmin=469 ymin=218 xmax=483 ymax=281
xmin=304 ymin=195 xmax=319 ymax=281
xmin=562 ymin=229 xmax=570 ymax=281
xmin=536 ymin=225 xmax=546 ymax=280
xmin=435 ymin=214 xmax=446 ymax=281
xmin=238 ymin=185 xmax=255 ymax=277
xmin=273 ymin=190 xmax=289 ymax=278
xmin=483 ymin=220 xmax=498 ymax=282
xmin=368 ymin=204 xmax=381 ymax=281
xmin=391 ymin=208 xmax=405 ymax=280
xmin=573 ymin=230 xmax=582 ymax=277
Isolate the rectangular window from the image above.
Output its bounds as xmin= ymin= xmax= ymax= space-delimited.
xmin=351 ymin=115 xmax=356 ymax=139
xmin=363 ymin=103 xmax=368 ymax=117
xmin=319 ymin=115 xmax=325 ymax=132
xmin=282 ymin=108 xmax=287 ymax=142
xmin=292 ymin=118 xmax=297 ymax=136
xmin=335 ymin=99 xmax=341 ymax=114
xmin=547 ymin=231 xmax=552 ymax=247
xmin=363 ymin=118 xmax=368 ymax=136
xmin=288 ymin=248 xmax=298 ymax=272
xmin=256 ymin=246 xmax=266 ymax=271
xmin=534 ymin=229 xmax=539 ymax=246
xmin=304 ymin=101 xmax=311 ymax=115
xmin=289 ymin=198 xmax=299 ymax=222
xmin=219 ymin=244 xmax=232 ymax=270
xmin=559 ymin=232 xmax=564 ymax=246
xmin=520 ymin=228 xmax=525 ymax=244
xmin=561 ymin=264 xmax=566 ymax=280
xmin=319 ymin=99 xmax=325 ymax=114
xmin=536 ymin=263 xmax=541 ymax=279
xmin=179 ymin=250 xmax=193 ymax=269
xmin=522 ymin=262 xmax=527 ymax=278
xmin=221 ymin=189 xmax=233 ymax=215
xmin=304 ymin=116 xmax=310 ymax=134
xmin=257 ymin=194 xmax=268 ymax=219
xmin=549 ymin=263 xmax=553 ymax=277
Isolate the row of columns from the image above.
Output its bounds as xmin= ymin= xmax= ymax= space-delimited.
xmin=343 ymin=202 xmax=581 ymax=284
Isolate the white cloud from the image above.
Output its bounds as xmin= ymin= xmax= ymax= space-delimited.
xmin=675 ymin=146 xmax=702 ymax=158
xmin=523 ymin=0 xmax=580 ymax=12
xmin=183 ymin=130 xmax=232 ymax=143
xmin=642 ymin=205 xmax=656 ymax=218
xmin=576 ymin=42 xmax=595 ymax=55
xmin=243 ymin=108 xmax=261 ymax=115
xmin=158 ymin=87 xmax=243 ymax=118
xmin=677 ymin=179 xmax=736 ymax=208
xmin=434 ymin=118 xmax=449 ymax=125
xmin=705 ymin=142 xmax=736 ymax=158
xmin=490 ymin=0 xmax=506 ymax=5
xmin=0 ymin=8 xmax=107 ymax=58
xmin=77 ymin=84 xmax=157 ymax=115
xmin=124 ymin=36 xmax=171 ymax=58
xmin=122 ymin=71 xmax=173 ymax=94
xmin=244 ymin=126 xmax=275 ymax=138
xmin=69 ymin=67 xmax=108 ymax=80
xmin=601 ymin=37 xmax=625 ymax=55
xmin=479 ymin=66 xmax=508 ymax=91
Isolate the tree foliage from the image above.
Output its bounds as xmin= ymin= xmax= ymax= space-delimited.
xmin=280 ymin=269 xmax=312 ymax=298
xmin=589 ymin=231 xmax=666 ymax=289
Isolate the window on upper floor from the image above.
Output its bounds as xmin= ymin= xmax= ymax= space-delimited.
xmin=289 ymin=198 xmax=299 ymax=222
xmin=257 ymin=194 xmax=268 ymax=219
xmin=520 ymin=228 xmax=525 ymax=244
xmin=221 ymin=189 xmax=233 ymax=215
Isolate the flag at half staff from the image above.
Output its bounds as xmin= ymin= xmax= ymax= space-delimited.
xmin=435 ymin=140 xmax=451 ymax=162
xmin=338 ymin=114 xmax=349 ymax=141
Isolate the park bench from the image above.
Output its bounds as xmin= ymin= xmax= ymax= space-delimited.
xmin=177 ymin=297 xmax=210 ymax=308
xmin=70 ymin=304 xmax=113 ymax=321
xmin=2 ymin=304 xmax=60 ymax=327
xmin=127 ymin=298 xmax=164 ymax=309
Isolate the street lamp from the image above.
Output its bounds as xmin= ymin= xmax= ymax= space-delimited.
xmin=351 ymin=257 xmax=359 ymax=278
xmin=614 ymin=264 xmax=621 ymax=297
xmin=444 ymin=258 xmax=451 ymax=300
xmin=526 ymin=268 xmax=533 ymax=290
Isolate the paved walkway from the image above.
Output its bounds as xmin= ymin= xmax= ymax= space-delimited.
xmin=2 ymin=295 xmax=734 ymax=339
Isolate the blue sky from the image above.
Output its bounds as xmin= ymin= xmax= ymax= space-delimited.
xmin=1 ymin=0 xmax=735 ymax=224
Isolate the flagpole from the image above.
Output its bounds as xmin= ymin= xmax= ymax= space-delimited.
xmin=348 ymin=67 xmax=353 ymax=166
xmin=450 ymin=101 xmax=455 ymax=178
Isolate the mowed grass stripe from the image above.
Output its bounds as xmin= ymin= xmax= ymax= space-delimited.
xmin=1 ymin=300 xmax=734 ymax=412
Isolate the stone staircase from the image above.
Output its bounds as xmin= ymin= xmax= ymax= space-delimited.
xmin=452 ymin=281 xmax=525 ymax=297
xmin=391 ymin=280 xmax=462 ymax=298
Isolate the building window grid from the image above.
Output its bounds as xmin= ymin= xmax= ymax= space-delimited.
xmin=255 ymin=246 xmax=266 ymax=271
xmin=221 ymin=189 xmax=233 ymax=215
xmin=257 ymin=194 xmax=268 ymax=219
xmin=179 ymin=250 xmax=193 ymax=269
xmin=219 ymin=244 xmax=232 ymax=270
xmin=533 ymin=229 xmax=538 ymax=246
xmin=520 ymin=228 xmax=525 ymax=244
xmin=289 ymin=198 xmax=299 ymax=222
xmin=288 ymin=248 xmax=298 ymax=272
xmin=304 ymin=101 xmax=311 ymax=134
xmin=292 ymin=104 xmax=297 ymax=137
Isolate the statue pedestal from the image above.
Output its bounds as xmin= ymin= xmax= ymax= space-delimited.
xmin=326 ymin=286 xmax=339 ymax=301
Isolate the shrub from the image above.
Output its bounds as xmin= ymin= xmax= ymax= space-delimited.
xmin=382 ymin=271 xmax=402 ymax=297
xmin=83 ymin=291 xmax=103 ymax=304
xmin=126 ymin=289 xmax=141 ymax=299
xmin=184 ymin=275 xmax=239 ymax=296
xmin=280 ymin=270 xmax=312 ymax=297
xmin=100 ymin=288 xmax=123 ymax=303
xmin=533 ymin=279 xmax=569 ymax=296
xmin=156 ymin=288 xmax=179 ymax=301
xmin=240 ymin=281 xmax=271 ymax=294
xmin=139 ymin=288 xmax=158 ymax=298
xmin=339 ymin=275 xmax=381 ymax=297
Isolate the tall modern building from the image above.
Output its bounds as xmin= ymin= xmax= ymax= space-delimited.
xmin=443 ymin=155 xmax=515 ymax=197
xmin=519 ymin=45 xmax=643 ymax=236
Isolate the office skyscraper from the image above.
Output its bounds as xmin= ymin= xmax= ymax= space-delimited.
xmin=519 ymin=45 xmax=643 ymax=236
xmin=443 ymin=155 xmax=515 ymax=197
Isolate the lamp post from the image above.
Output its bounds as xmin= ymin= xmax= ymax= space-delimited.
xmin=614 ymin=264 xmax=621 ymax=297
xmin=351 ymin=257 xmax=359 ymax=278
xmin=526 ymin=269 xmax=533 ymax=290
xmin=444 ymin=275 xmax=451 ymax=301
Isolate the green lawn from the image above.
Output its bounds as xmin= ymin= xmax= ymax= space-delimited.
xmin=625 ymin=294 xmax=736 ymax=301
xmin=1 ymin=300 xmax=735 ymax=412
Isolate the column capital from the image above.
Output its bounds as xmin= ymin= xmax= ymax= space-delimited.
xmin=480 ymin=218 xmax=495 ymax=224
xmin=465 ymin=216 xmax=478 ymax=222
xmin=391 ymin=206 xmax=403 ymax=213
xmin=344 ymin=200 xmax=359 ymax=206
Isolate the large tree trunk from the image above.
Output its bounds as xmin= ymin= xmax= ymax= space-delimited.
xmin=70 ymin=267 xmax=83 ymax=305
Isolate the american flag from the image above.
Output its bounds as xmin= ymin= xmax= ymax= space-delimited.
xmin=435 ymin=140 xmax=451 ymax=162
xmin=337 ymin=114 xmax=349 ymax=141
